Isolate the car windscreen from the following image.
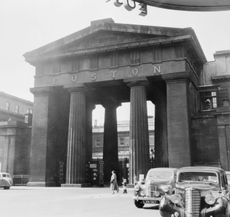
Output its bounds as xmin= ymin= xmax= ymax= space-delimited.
xmin=226 ymin=174 xmax=230 ymax=184
xmin=146 ymin=170 xmax=174 ymax=181
xmin=1 ymin=174 xmax=10 ymax=178
xmin=178 ymin=172 xmax=218 ymax=184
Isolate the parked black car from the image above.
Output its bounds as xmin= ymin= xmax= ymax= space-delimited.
xmin=133 ymin=167 xmax=177 ymax=208
xmin=159 ymin=166 xmax=230 ymax=217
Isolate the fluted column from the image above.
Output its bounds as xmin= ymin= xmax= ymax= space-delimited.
xmin=166 ymin=79 xmax=191 ymax=167
xmin=27 ymin=87 xmax=51 ymax=186
xmin=153 ymin=87 xmax=168 ymax=167
xmin=85 ymin=102 xmax=95 ymax=164
xmin=129 ymin=80 xmax=150 ymax=185
xmin=103 ymin=100 xmax=120 ymax=184
xmin=65 ymin=87 xmax=86 ymax=185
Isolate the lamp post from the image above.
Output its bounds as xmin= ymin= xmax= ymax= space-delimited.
xmin=150 ymin=148 xmax=154 ymax=168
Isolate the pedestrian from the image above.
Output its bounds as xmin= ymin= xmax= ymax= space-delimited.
xmin=110 ymin=170 xmax=119 ymax=194
xmin=122 ymin=178 xmax=127 ymax=194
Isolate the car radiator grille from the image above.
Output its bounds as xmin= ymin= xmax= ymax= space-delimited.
xmin=146 ymin=183 xmax=159 ymax=197
xmin=185 ymin=188 xmax=201 ymax=217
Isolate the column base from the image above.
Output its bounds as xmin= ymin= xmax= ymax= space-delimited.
xmin=61 ymin=183 xmax=91 ymax=188
xmin=27 ymin=181 xmax=46 ymax=187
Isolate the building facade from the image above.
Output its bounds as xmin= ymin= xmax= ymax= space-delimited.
xmin=197 ymin=50 xmax=230 ymax=168
xmin=24 ymin=19 xmax=230 ymax=186
xmin=0 ymin=91 xmax=33 ymax=122
xmin=0 ymin=92 xmax=33 ymax=184
xmin=92 ymin=117 xmax=154 ymax=160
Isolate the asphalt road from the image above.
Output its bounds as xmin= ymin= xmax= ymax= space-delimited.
xmin=0 ymin=186 xmax=161 ymax=217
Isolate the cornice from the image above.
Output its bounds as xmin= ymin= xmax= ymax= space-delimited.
xmin=212 ymin=75 xmax=230 ymax=82
xmin=25 ymin=35 xmax=205 ymax=66
xmin=0 ymin=91 xmax=33 ymax=105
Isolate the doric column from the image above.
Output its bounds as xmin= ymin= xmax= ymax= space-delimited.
xmin=85 ymin=102 xmax=95 ymax=164
xmin=153 ymin=86 xmax=168 ymax=167
xmin=64 ymin=87 xmax=86 ymax=186
xmin=128 ymin=80 xmax=150 ymax=185
xmin=27 ymin=87 xmax=51 ymax=186
xmin=103 ymin=99 xmax=120 ymax=184
xmin=166 ymin=79 xmax=191 ymax=167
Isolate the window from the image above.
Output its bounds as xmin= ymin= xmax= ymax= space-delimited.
xmin=218 ymin=87 xmax=230 ymax=107
xmin=15 ymin=105 xmax=19 ymax=113
xmin=95 ymin=137 xmax=101 ymax=147
xmin=6 ymin=102 xmax=10 ymax=111
xmin=27 ymin=108 xmax=32 ymax=114
xmin=200 ymin=91 xmax=217 ymax=111
xmin=120 ymin=137 xmax=125 ymax=146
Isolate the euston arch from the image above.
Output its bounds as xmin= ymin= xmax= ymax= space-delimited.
xmin=24 ymin=18 xmax=226 ymax=187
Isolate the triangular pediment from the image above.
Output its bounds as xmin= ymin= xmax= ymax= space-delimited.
xmin=24 ymin=18 xmax=205 ymax=64
xmin=56 ymin=30 xmax=169 ymax=54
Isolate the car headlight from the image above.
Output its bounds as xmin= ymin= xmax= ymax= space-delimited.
xmin=140 ymin=191 xmax=145 ymax=196
xmin=170 ymin=194 xmax=183 ymax=205
xmin=134 ymin=185 xmax=140 ymax=191
xmin=160 ymin=196 xmax=166 ymax=207
xmin=205 ymin=192 xmax=216 ymax=205
xmin=160 ymin=185 xmax=171 ymax=193
xmin=154 ymin=191 xmax=161 ymax=197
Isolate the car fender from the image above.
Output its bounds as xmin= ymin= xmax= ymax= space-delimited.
xmin=0 ymin=179 xmax=11 ymax=187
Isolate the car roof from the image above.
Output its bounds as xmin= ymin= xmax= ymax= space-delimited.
xmin=0 ymin=172 xmax=10 ymax=175
xmin=177 ymin=166 xmax=224 ymax=173
xmin=148 ymin=167 xmax=177 ymax=172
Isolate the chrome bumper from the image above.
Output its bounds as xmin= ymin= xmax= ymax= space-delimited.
xmin=133 ymin=195 xmax=162 ymax=203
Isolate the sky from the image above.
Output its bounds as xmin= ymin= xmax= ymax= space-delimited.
xmin=0 ymin=0 xmax=230 ymax=123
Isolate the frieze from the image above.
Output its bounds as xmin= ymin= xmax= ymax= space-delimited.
xmin=34 ymin=59 xmax=187 ymax=87
xmin=35 ymin=63 xmax=161 ymax=86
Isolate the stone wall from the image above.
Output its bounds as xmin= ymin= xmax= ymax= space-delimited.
xmin=191 ymin=116 xmax=219 ymax=166
xmin=0 ymin=121 xmax=31 ymax=184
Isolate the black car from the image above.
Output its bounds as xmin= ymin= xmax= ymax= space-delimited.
xmin=159 ymin=166 xmax=230 ymax=217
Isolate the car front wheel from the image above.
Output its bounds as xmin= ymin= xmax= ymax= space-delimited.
xmin=134 ymin=200 xmax=144 ymax=208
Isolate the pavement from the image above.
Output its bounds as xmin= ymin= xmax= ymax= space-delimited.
xmin=0 ymin=186 xmax=161 ymax=217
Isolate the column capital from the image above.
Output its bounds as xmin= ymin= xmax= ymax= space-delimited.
xmin=102 ymin=98 xmax=121 ymax=109
xmin=64 ymin=83 xmax=86 ymax=93
xmin=124 ymin=77 xmax=149 ymax=87
xmin=162 ymin=70 xmax=198 ymax=85
xmin=30 ymin=86 xmax=54 ymax=96
xmin=67 ymin=86 xmax=86 ymax=93
xmin=164 ymin=77 xmax=189 ymax=83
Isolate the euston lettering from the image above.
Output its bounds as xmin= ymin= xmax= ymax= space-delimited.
xmin=153 ymin=65 xmax=161 ymax=74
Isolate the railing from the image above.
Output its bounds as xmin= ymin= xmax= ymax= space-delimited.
xmin=13 ymin=175 xmax=29 ymax=186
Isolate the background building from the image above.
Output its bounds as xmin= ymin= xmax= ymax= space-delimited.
xmin=0 ymin=91 xmax=33 ymax=122
xmin=92 ymin=116 xmax=155 ymax=160
xmin=197 ymin=50 xmax=230 ymax=168
xmin=0 ymin=92 xmax=33 ymax=185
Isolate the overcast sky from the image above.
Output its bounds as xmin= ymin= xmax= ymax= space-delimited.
xmin=0 ymin=0 xmax=230 ymax=122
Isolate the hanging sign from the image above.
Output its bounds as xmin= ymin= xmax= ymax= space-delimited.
xmin=135 ymin=0 xmax=230 ymax=11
